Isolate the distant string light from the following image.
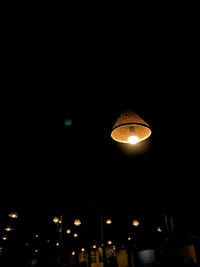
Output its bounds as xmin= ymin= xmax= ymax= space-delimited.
xmin=132 ymin=220 xmax=140 ymax=227
xmin=4 ymin=226 xmax=12 ymax=232
xmin=66 ymin=229 xmax=71 ymax=234
xmin=74 ymin=219 xmax=81 ymax=226
xmin=107 ymin=240 xmax=112 ymax=245
xmin=53 ymin=217 xmax=59 ymax=224
xmin=8 ymin=212 xmax=18 ymax=219
xmin=92 ymin=245 xmax=96 ymax=249
xmin=106 ymin=219 xmax=112 ymax=224
xmin=72 ymin=251 xmax=76 ymax=255
xmin=2 ymin=236 xmax=7 ymax=241
xmin=157 ymin=227 xmax=162 ymax=232
xmin=74 ymin=233 xmax=78 ymax=238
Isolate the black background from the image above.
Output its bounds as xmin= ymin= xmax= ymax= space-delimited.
xmin=1 ymin=8 xmax=200 ymax=247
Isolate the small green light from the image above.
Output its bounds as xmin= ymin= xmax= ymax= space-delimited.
xmin=64 ymin=119 xmax=72 ymax=126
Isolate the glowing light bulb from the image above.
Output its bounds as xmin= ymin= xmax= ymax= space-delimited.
xmin=74 ymin=219 xmax=81 ymax=226
xmin=132 ymin=219 xmax=140 ymax=227
xmin=74 ymin=233 xmax=78 ymax=238
xmin=157 ymin=227 xmax=162 ymax=232
xmin=66 ymin=229 xmax=71 ymax=234
xmin=81 ymin=248 xmax=85 ymax=252
xmin=72 ymin=251 xmax=76 ymax=255
xmin=53 ymin=217 xmax=59 ymax=224
xmin=4 ymin=226 xmax=12 ymax=232
xmin=128 ymin=136 xmax=139 ymax=144
xmin=92 ymin=245 xmax=96 ymax=249
xmin=106 ymin=219 xmax=112 ymax=224
xmin=8 ymin=212 xmax=18 ymax=219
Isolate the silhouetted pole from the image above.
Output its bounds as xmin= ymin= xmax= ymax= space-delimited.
xmin=164 ymin=213 xmax=174 ymax=251
xmin=100 ymin=215 xmax=104 ymax=247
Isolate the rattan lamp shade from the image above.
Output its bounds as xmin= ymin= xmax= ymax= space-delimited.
xmin=111 ymin=110 xmax=151 ymax=143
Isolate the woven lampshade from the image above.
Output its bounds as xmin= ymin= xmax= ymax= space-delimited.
xmin=111 ymin=110 xmax=151 ymax=143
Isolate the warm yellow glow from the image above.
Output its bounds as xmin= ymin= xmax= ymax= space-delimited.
xmin=128 ymin=237 xmax=132 ymax=240
xmin=74 ymin=219 xmax=81 ymax=226
xmin=111 ymin=110 xmax=151 ymax=144
xmin=4 ymin=227 xmax=12 ymax=232
xmin=107 ymin=240 xmax=112 ymax=245
xmin=157 ymin=227 xmax=162 ymax=232
xmin=53 ymin=217 xmax=59 ymax=224
xmin=35 ymin=249 xmax=39 ymax=253
xmin=8 ymin=212 xmax=18 ymax=219
xmin=106 ymin=219 xmax=112 ymax=224
xmin=74 ymin=233 xmax=78 ymax=238
xmin=81 ymin=248 xmax=85 ymax=252
xmin=72 ymin=251 xmax=76 ymax=255
xmin=92 ymin=245 xmax=96 ymax=249
xmin=2 ymin=236 xmax=7 ymax=241
xmin=128 ymin=136 xmax=139 ymax=144
xmin=66 ymin=229 xmax=71 ymax=234
xmin=132 ymin=220 xmax=140 ymax=227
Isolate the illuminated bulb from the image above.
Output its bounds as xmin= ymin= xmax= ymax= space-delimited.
xmin=107 ymin=240 xmax=112 ymax=245
xmin=56 ymin=242 xmax=60 ymax=246
xmin=92 ymin=245 xmax=96 ymax=249
xmin=4 ymin=227 xmax=12 ymax=232
xmin=66 ymin=229 xmax=71 ymax=234
xmin=72 ymin=251 xmax=76 ymax=255
xmin=128 ymin=237 xmax=132 ymax=240
xmin=81 ymin=248 xmax=85 ymax=252
xmin=2 ymin=236 xmax=7 ymax=241
xmin=132 ymin=220 xmax=140 ymax=227
xmin=74 ymin=219 xmax=81 ymax=226
xmin=128 ymin=136 xmax=139 ymax=144
xmin=8 ymin=212 xmax=18 ymax=219
xmin=35 ymin=234 xmax=39 ymax=238
xmin=35 ymin=249 xmax=39 ymax=253
xmin=106 ymin=219 xmax=112 ymax=224
xmin=157 ymin=227 xmax=162 ymax=232
xmin=53 ymin=217 xmax=59 ymax=224
xmin=74 ymin=233 xmax=78 ymax=238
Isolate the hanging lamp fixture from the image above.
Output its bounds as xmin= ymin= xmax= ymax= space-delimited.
xmin=111 ymin=110 xmax=151 ymax=144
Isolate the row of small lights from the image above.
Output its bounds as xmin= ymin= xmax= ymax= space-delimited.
xmin=0 ymin=212 xmax=18 ymax=255
xmin=53 ymin=217 xmax=162 ymax=232
xmin=52 ymin=217 xmax=162 ymax=246
xmin=8 ymin=217 xmax=162 ymax=255
xmin=1 ymin=212 xmax=18 ymax=241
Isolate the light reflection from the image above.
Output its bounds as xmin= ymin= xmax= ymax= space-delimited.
xmin=117 ymin=137 xmax=152 ymax=156
xmin=128 ymin=136 xmax=139 ymax=144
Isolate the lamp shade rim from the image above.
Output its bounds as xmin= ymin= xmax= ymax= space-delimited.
xmin=111 ymin=123 xmax=152 ymax=143
xmin=112 ymin=122 xmax=151 ymax=131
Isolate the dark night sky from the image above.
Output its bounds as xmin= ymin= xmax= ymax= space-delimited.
xmin=1 ymin=12 xmax=200 ymax=241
